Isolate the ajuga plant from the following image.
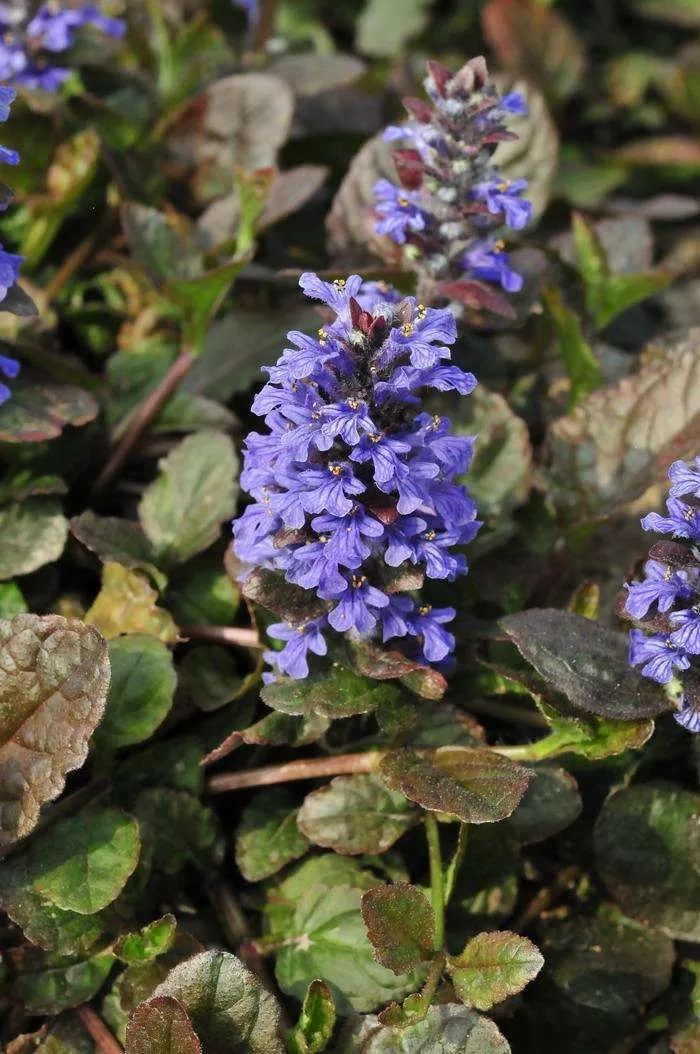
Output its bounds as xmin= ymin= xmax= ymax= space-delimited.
xmin=623 ymin=458 xmax=700 ymax=733
xmin=233 ymin=274 xmax=480 ymax=680
xmin=373 ymin=56 xmax=531 ymax=314
xmin=0 ymin=1 xmax=124 ymax=91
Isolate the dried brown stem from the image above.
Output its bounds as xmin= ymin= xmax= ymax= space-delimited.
xmin=252 ymin=0 xmax=277 ymax=51
xmin=77 ymin=1006 xmax=124 ymax=1054
xmin=207 ymin=751 xmax=378 ymax=793
xmin=91 ymin=346 xmax=195 ymax=497
xmin=181 ymin=625 xmax=262 ymax=649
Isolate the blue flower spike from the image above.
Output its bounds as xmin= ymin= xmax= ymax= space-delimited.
xmin=373 ymin=56 xmax=532 ymax=313
xmin=624 ymin=458 xmax=700 ymax=733
xmin=233 ymin=273 xmax=481 ymax=682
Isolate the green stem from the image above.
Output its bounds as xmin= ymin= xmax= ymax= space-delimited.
xmin=425 ymin=814 xmax=445 ymax=952
xmin=443 ymin=823 xmax=468 ymax=906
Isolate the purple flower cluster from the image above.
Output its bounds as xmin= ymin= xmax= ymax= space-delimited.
xmin=0 ymin=85 xmax=22 ymax=402
xmin=625 ymin=458 xmax=700 ymax=733
xmin=0 ymin=2 xmax=124 ymax=92
xmin=233 ymin=273 xmax=480 ymax=681
xmin=374 ymin=57 xmax=532 ymax=313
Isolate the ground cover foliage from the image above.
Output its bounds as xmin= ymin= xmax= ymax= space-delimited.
xmin=0 ymin=1 xmax=698 ymax=1052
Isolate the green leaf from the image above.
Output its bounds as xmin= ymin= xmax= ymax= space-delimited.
xmin=0 ymin=855 xmax=104 ymax=955
xmin=179 ymin=646 xmax=243 ymax=712
xmin=30 ymin=807 xmax=140 ymax=915
xmin=572 ymin=213 xmax=671 ymax=329
xmin=448 ymin=931 xmax=544 ymax=1010
xmin=0 ymin=499 xmax=68 ymax=580
xmin=361 ymin=884 xmax=435 ymax=974
xmin=594 ymin=783 xmax=700 ymax=941
xmin=13 ymin=950 xmax=115 ymax=1015
xmin=235 ymin=788 xmax=309 ymax=882
xmin=0 ymin=374 xmax=98 ymax=443
xmin=355 ymin=0 xmax=435 ymax=57
xmin=85 ymin=562 xmax=179 ymax=644
xmin=543 ymin=288 xmax=603 ymax=409
xmin=166 ymin=555 xmax=239 ymax=627
xmin=379 ymin=748 xmax=531 ymax=824
xmin=525 ymin=705 xmax=655 ymax=762
xmin=121 ymin=203 xmax=202 ymax=284
xmin=94 ymin=635 xmax=176 ymax=752
xmin=340 ymin=1003 xmax=511 ymax=1052
xmin=153 ymin=950 xmax=286 ymax=1054
xmin=113 ymin=735 xmax=204 ymax=799
xmin=452 ymin=386 xmax=532 ymax=521
xmin=125 ymin=995 xmax=202 ymax=1054
xmin=265 ymin=856 xmax=422 ymax=1014
xmin=70 ymin=511 xmax=165 ymax=590
xmin=287 ymin=980 xmax=336 ymax=1054
xmin=503 ymin=765 xmax=581 ymax=844
xmin=262 ymin=666 xmax=400 ymax=719
xmin=135 ymin=788 xmax=223 ymax=875
xmin=138 ymin=431 xmax=238 ymax=566
xmin=184 ymin=305 xmax=322 ymax=402
xmin=22 ymin=128 xmax=101 ymax=267
xmin=0 ymin=615 xmax=109 ymax=848
xmin=167 ymin=261 xmax=246 ymax=348
xmin=500 ymin=609 xmax=669 ymax=720
xmin=544 ymin=905 xmax=675 ymax=1015
xmin=298 ymin=773 xmax=419 ymax=855
xmin=0 ymin=580 xmax=27 ymax=618
xmin=115 ymin=915 xmax=177 ymax=965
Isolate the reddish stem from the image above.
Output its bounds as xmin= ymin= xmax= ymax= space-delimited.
xmin=77 ymin=1007 xmax=123 ymax=1054
xmin=207 ymin=751 xmax=378 ymax=793
xmin=92 ymin=346 xmax=195 ymax=497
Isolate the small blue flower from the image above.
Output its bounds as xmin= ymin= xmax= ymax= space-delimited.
xmin=471 ymin=178 xmax=532 ymax=231
xmin=668 ymin=457 xmax=700 ymax=499
xmin=462 ymin=240 xmax=523 ymax=293
xmin=0 ymin=350 xmax=20 ymax=404
xmin=628 ymin=629 xmax=689 ymax=684
xmin=267 ymin=618 xmax=328 ymax=679
xmin=624 ymin=559 xmax=693 ymax=619
xmin=641 ymin=497 xmax=700 ymax=542
xmin=669 ymin=607 xmax=700 ymax=654
xmin=674 ymin=694 xmax=700 ymax=733
xmin=374 ymin=178 xmax=426 ymax=245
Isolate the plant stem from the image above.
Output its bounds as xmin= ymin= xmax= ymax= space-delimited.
xmin=91 ymin=345 xmax=195 ymax=497
xmin=424 ymin=814 xmax=445 ymax=952
xmin=181 ymin=625 xmax=262 ymax=649
xmin=252 ymin=0 xmax=277 ymax=51
xmin=420 ymin=952 xmax=446 ymax=1009
xmin=207 ymin=751 xmax=379 ymax=793
xmin=77 ymin=1007 xmax=123 ymax=1054
xmin=443 ymin=823 xmax=468 ymax=907
xmin=467 ymin=698 xmax=548 ymax=728
xmin=43 ymin=215 xmax=111 ymax=304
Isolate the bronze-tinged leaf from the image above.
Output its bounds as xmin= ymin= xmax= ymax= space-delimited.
xmin=379 ymin=748 xmax=531 ymax=824
xmin=361 ymin=883 xmax=435 ymax=974
xmin=500 ymin=609 xmax=669 ymax=720
xmin=0 ymin=615 xmax=110 ymax=848
xmin=348 ymin=639 xmax=447 ymax=700
xmin=168 ymin=73 xmax=294 ymax=203
xmin=448 ymin=930 xmax=544 ymax=1010
xmin=482 ymin=0 xmax=586 ymax=103
xmin=326 ymin=132 xmax=403 ymax=265
xmin=546 ymin=328 xmax=700 ymax=515
xmin=126 ymin=995 xmax=202 ymax=1054
xmin=298 ymin=773 xmax=420 ymax=855
xmin=0 ymin=374 xmax=99 ymax=443
xmin=241 ymin=567 xmax=328 ymax=623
